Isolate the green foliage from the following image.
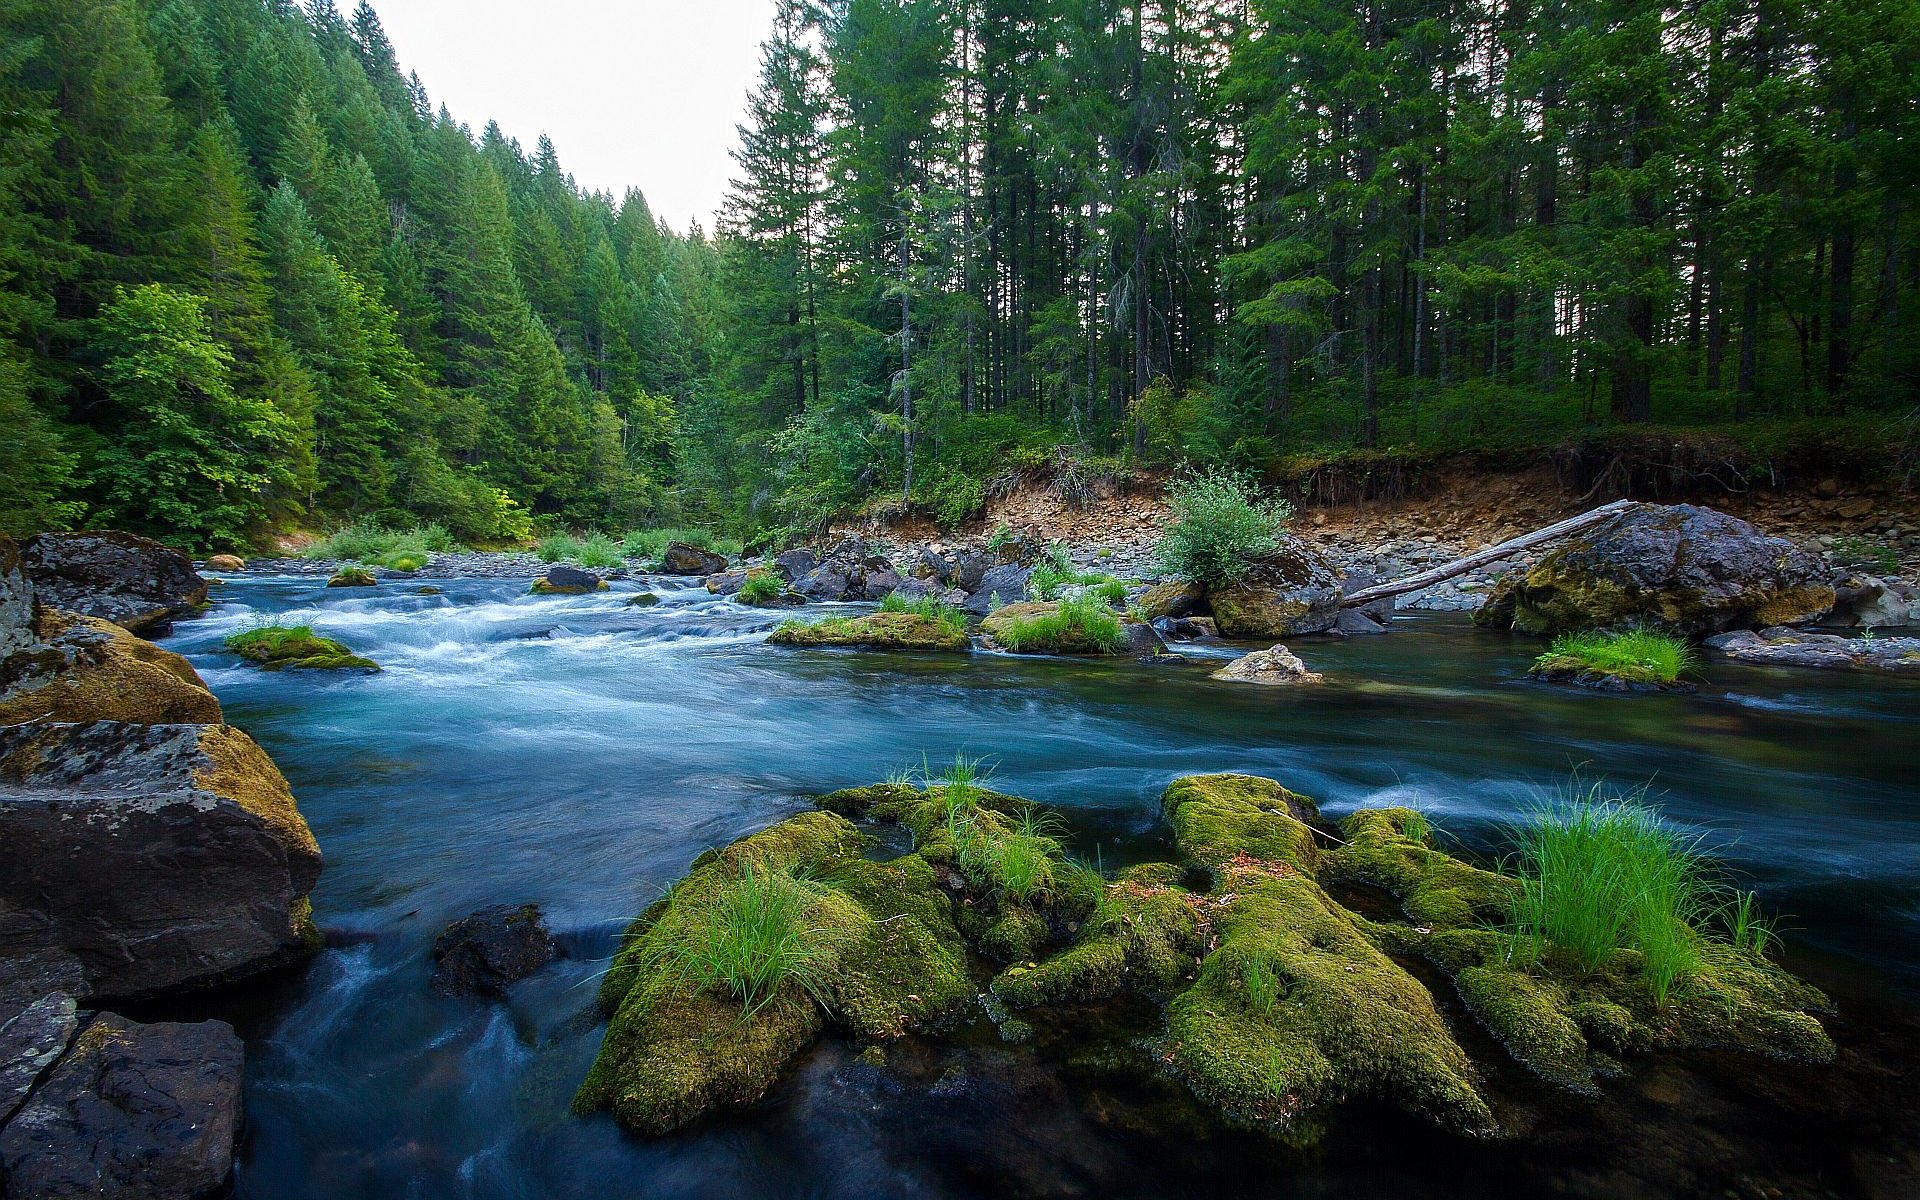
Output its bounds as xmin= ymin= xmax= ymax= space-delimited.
xmin=224 ymin=621 xmax=378 ymax=671
xmin=1154 ymin=466 xmax=1292 ymax=586
xmin=990 ymin=596 xmax=1127 ymax=655
xmin=642 ymin=861 xmax=844 ymax=1019
xmin=877 ymin=590 xmax=967 ymax=634
xmin=1026 ymin=545 xmax=1124 ymax=605
xmin=576 ymin=532 xmax=626 ymax=568
xmin=737 ymin=570 xmax=784 ymax=604
xmin=537 ymin=533 xmax=582 ymax=563
xmin=1830 ymin=535 xmax=1899 ymax=575
xmin=1505 ymin=787 xmax=1710 ymax=1003
xmin=1536 ymin=629 xmax=1694 ymax=685
xmin=305 ymin=520 xmax=455 ymax=564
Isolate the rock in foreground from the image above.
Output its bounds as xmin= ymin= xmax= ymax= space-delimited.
xmin=661 ymin=542 xmax=728 ymax=576
xmin=432 ymin=904 xmax=558 ymax=997
xmin=0 ymin=1012 xmax=242 ymax=1200
xmin=1211 ymin=644 xmax=1323 ymax=685
xmin=1 ymin=609 xmax=223 ymax=725
xmin=1476 ymin=503 xmax=1834 ymax=637
xmin=20 ymin=532 xmax=207 ymax=636
xmin=0 ymin=721 xmax=323 ymax=1002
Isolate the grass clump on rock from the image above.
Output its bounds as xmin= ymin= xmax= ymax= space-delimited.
xmin=768 ymin=593 xmax=969 ymax=652
xmin=225 ymin=623 xmax=378 ymax=671
xmin=1154 ymin=465 xmax=1292 ymax=586
xmin=982 ymin=595 xmax=1126 ymax=655
xmin=1532 ymin=628 xmax=1694 ymax=689
xmin=735 ymin=570 xmax=786 ymax=605
xmin=325 ymin=567 xmax=376 ymax=588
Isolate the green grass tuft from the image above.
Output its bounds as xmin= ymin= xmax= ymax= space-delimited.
xmin=641 ymin=861 xmax=844 ymax=1019
xmin=1026 ymin=545 xmax=1126 ymax=605
xmin=993 ymin=595 xmax=1127 ymax=654
xmin=621 ymin=527 xmax=746 ymax=564
xmin=737 ymin=571 xmax=785 ymax=604
xmin=304 ymin=520 xmax=455 ymax=564
xmin=537 ymin=533 xmax=583 ymax=563
xmin=878 ymin=590 xmax=968 ymax=633
xmin=1536 ymin=628 xmax=1694 ymax=685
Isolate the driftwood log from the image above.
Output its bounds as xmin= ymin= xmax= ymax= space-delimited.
xmin=1339 ymin=499 xmax=1636 ymax=609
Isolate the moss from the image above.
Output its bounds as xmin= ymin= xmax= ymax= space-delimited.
xmin=992 ymin=876 xmax=1207 ymax=1008
xmin=1161 ymin=869 xmax=1495 ymax=1139
xmin=1325 ymin=808 xmax=1518 ymax=929
xmin=1454 ymin=965 xmax=1596 ymax=1092
xmin=225 ymin=625 xmax=379 ymax=672
xmin=978 ymin=906 xmax=1051 ymax=962
xmin=0 ymin=610 xmax=223 ymax=725
xmin=980 ymin=600 xmax=1127 ymax=655
xmin=576 ymin=811 xmax=974 ymax=1134
xmin=325 ymin=567 xmax=376 ymax=587
xmin=1161 ymin=774 xmax=1320 ymax=873
xmin=531 ymin=577 xmax=609 ymax=595
xmin=1135 ymin=579 xmax=1205 ymax=621
xmin=1205 ymin=585 xmax=1315 ymax=640
xmin=767 ymin=611 xmax=970 ymax=652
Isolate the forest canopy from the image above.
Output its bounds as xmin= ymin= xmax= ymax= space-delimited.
xmin=0 ymin=0 xmax=1914 ymax=548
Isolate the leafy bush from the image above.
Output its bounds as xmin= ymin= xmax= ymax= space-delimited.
xmin=737 ymin=571 xmax=784 ymax=604
xmin=305 ymin=520 xmax=455 ymax=564
xmin=993 ymin=595 xmax=1127 ymax=654
xmin=1506 ymin=787 xmax=1709 ymax=1003
xmin=1536 ymin=629 xmax=1693 ymax=685
xmin=1153 ymin=465 xmax=1292 ymax=585
xmin=878 ymin=590 xmax=968 ymax=634
xmin=537 ymin=533 xmax=582 ymax=563
xmin=642 ymin=862 xmax=843 ymax=1017
xmin=576 ymin=532 xmax=626 ymax=568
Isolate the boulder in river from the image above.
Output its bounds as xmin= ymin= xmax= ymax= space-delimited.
xmin=0 ymin=608 xmax=224 ymax=725
xmin=326 ymin=567 xmax=377 ymax=588
xmin=768 ymin=611 xmax=969 ymax=652
xmin=531 ymin=565 xmax=607 ymax=595
xmin=662 ymin=542 xmax=728 ymax=576
xmin=961 ymin=564 xmax=1031 ymax=616
xmin=1205 ymin=535 xmax=1344 ymax=639
xmin=20 ymin=532 xmax=207 ymax=636
xmin=224 ymin=624 xmax=378 ymax=671
xmin=1705 ymin=627 xmax=1920 ymax=674
xmin=1211 ymin=644 xmax=1324 ymax=685
xmin=1135 ymin=579 xmax=1206 ymax=622
xmin=1475 ymin=503 xmax=1834 ymax=637
xmin=202 ymin=554 xmax=245 ymax=572
xmin=0 ymin=721 xmax=323 ymax=1002
xmin=431 ymin=904 xmax=559 ymax=997
xmin=0 ymin=1012 xmax=243 ymax=1200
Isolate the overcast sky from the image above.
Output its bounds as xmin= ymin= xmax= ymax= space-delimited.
xmin=367 ymin=0 xmax=775 ymax=233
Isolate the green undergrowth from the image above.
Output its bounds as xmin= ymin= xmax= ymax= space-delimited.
xmin=1027 ymin=545 xmax=1126 ymax=606
xmin=735 ymin=570 xmax=786 ymax=604
xmin=224 ymin=623 xmax=378 ymax=671
xmin=982 ymin=596 xmax=1127 ymax=655
xmin=303 ymin=520 xmax=456 ymax=565
xmin=1533 ymin=629 xmax=1694 ymax=686
xmin=621 ymin=527 xmax=745 ymax=563
xmin=877 ymin=589 xmax=968 ymax=633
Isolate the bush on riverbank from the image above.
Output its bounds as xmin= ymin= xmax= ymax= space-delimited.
xmin=303 ymin=521 xmax=456 ymax=565
xmin=1533 ymin=629 xmax=1694 ymax=687
xmin=1154 ymin=466 xmax=1292 ymax=586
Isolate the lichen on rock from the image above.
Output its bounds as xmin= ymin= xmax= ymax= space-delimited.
xmin=1 ymin=609 xmax=223 ymax=725
xmin=767 ymin=611 xmax=970 ymax=652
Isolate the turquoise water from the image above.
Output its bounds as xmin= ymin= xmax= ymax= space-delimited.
xmin=168 ymin=574 xmax=1920 ymax=1198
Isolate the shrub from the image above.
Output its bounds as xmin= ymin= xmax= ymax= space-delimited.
xmin=372 ymin=549 xmax=427 ymax=572
xmin=878 ymin=590 xmax=968 ymax=634
xmin=993 ymin=595 xmax=1127 ymax=654
xmin=737 ymin=571 xmax=785 ymax=604
xmin=642 ymin=862 xmax=844 ymax=1018
xmin=622 ymin=527 xmax=743 ymax=563
xmin=1153 ymin=465 xmax=1292 ymax=585
xmin=1505 ymin=786 xmax=1709 ymax=1004
xmin=1027 ymin=544 xmax=1125 ymax=605
xmin=1536 ymin=629 xmax=1693 ymax=685
xmin=948 ymin=806 xmax=1062 ymax=904
xmin=537 ymin=533 xmax=582 ymax=563
xmin=576 ymin=532 xmax=626 ymax=568
xmin=304 ymin=520 xmax=455 ymax=563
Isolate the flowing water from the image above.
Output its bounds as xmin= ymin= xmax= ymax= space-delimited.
xmin=162 ymin=574 xmax=1920 ymax=1199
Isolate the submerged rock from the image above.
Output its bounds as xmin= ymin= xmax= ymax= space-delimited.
xmin=1474 ymin=503 xmax=1834 ymax=637
xmin=0 ymin=608 xmax=224 ymax=725
xmin=431 ymin=904 xmax=558 ymax=997
xmin=326 ymin=567 xmax=377 ymax=588
xmin=662 ymin=542 xmax=728 ymax=576
xmin=624 ymin=592 xmax=661 ymax=608
xmin=0 ymin=1012 xmax=243 ymax=1200
xmin=1704 ymin=627 xmax=1920 ymax=674
xmin=1211 ymin=644 xmax=1323 ymax=686
xmin=0 ymin=721 xmax=323 ymax=1002
xmin=767 ymin=611 xmax=970 ymax=652
xmin=1205 ymin=536 xmax=1344 ymax=639
xmin=225 ymin=625 xmax=378 ymax=672
xmin=20 ymin=532 xmax=208 ymax=636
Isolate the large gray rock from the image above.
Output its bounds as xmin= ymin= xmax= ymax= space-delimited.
xmin=0 ymin=721 xmax=323 ymax=1002
xmin=0 ymin=1012 xmax=243 ymax=1200
xmin=1212 ymin=644 xmax=1324 ymax=685
xmin=1205 ymin=536 xmax=1344 ymax=639
xmin=0 ymin=992 xmax=79 ymax=1128
xmin=773 ymin=547 xmax=818 ymax=581
xmin=661 ymin=542 xmax=728 ymax=576
xmin=1474 ymin=503 xmax=1835 ymax=637
xmin=962 ymin=564 xmax=1031 ymax=615
xmin=0 ymin=538 xmax=33 ymax=658
xmin=1705 ymin=628 xmax=1920 ymax=674
xmin=19 ymin=532 xmax=207 ymax=637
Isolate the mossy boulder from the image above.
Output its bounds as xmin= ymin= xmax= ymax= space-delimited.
xmin=1161 ymin=773 xmax=1320 ymax=873
xmin=1476 ymin=502 xmax=1834 ymax=637
xmin=1204 ymin=536 xmax=1343 ymax=639
xmin=992 ymin=873 xmax=1207 ymax=1008
xmin=325 ymin=568 xmax=376 ymax=588
xmin=0 ymin=609 xmax=223 ymax=725
xmin=1135 ymin=579 xmax=1206 ymax=622
xmin=1324 ymin=808 xmax=1518 ymax=929
xmin=575 ymin=811 xmax=973 ymax=1135
xmin=20 ymin=531 xmax=208 ymax=635
xmin=531 ymin=565 xmax=608 ymax=595
xmin=225 ymin=626 xmax=379 ymax=671
xmin=203 ymin=554 xmax=245 ymax=572
xmin=767 ymin=611 xmax=969 ymax=652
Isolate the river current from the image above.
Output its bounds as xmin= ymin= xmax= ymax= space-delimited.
xmin=162 ymin=573 xmax=1920 ymax=1199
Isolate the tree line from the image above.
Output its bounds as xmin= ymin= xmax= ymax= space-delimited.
xmin=1 ymin=0 xmax=1913 ymax=547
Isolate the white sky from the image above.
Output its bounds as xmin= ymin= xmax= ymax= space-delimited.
xmin=366 ymin=0 xmax=776 ymax=233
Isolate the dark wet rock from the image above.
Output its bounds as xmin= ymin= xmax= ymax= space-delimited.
xmin=962 ymin=564 xmax=1031 ymax=615
xmin=1122 ymin=621 xmax=1168 ymax=658
xmin=1211 ymin=644 xmax=1324 ymax=685
xmin=1527 ymin=663 xmax=1696 ymax=693
xmin=531 ymin=565 xmax=606 ymax=595
xmin=1475 ymin=503 xmax=1834 ymax=637
xmin=774 ymin=547 xmax=818 ymax=582
xmin=326 ymin=567 xmax=376 ymax=588
xmin=0 ymin=991 xmax=80 ymax=1127
xmin=862 ymin=569 xmax=904 ymax=600
xmin=704 ymin=569 xmax=747 ymax=595
xmin=0 ymin=1012 xmax=243 ymax=1200
xmin=1136 ymin=579 xmax=1205 ymax=622
xmin=0 ymin=721 xmax=322 ymax=1002
xmin=1 ymin=608 xmax=223 ymax=725
xmin=431 ymin=904 xmax=558 ymax=997
xmin=1205 ymin=535 xmax=1344 ymax=639
xmin=415 ymin=585 xmax=443 ymax=596
xmin=19 ymin=532 xmax=207 ymax=637
xmin=1155 ymin=614 xmax=1218 ymax=641
xmin=794 ymin=568 xmax=850 ymax=600
xmin=1333 ymin=607 xmax=1390 ymax=636
xmin=1705 ymin=627 xmax=1920 ymax=674
xmin=662 ymin=542 xmax=728 ymax=576
xmin=1825 ymin=574 xmax=1916 ymax=629
xmin=625 ymin=592 xmax=661 ymax=608
xmin=1340 ymin=572 xmax=1398 ymax=622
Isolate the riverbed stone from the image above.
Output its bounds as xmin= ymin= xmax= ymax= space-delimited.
xmin=1205 ymin=536 xmax=1344 ymax=639
xmin=202 ymin=554 xmax=245 ymax=572
xmin=1211 ymin=644 xmax=1324 ymax=685
xmin=1136 ymin=579 xmax=1206 ymax=621
xmin=662 ymin=542 xmax=728 ymax=576
xmin=1478 ymin=502 xmax=1834 ymax=637
xmin=531 ymin=565 xmax=606 ymax=595
xmin=0 ymin=608 xmax=223 ymax=725
xmin=774 ymin=547 xmax=817 ymax=581
xmin=1704 ymin=627 xmax=1920 ymax=674
xmin=431 ymin=904 xmax=558 ymax=997
xmin=962 ymin=564 xmax=1031 ymax=615
xmin=0 ymin=991 xmax=80 ymax=1127
xmin=20 ymin=532 xmax=207 ymax=637
xmin=0 ymin=721 xmax=323 ymax=1001
xmin=0 ymin=1012 xmax=243 ymax=1200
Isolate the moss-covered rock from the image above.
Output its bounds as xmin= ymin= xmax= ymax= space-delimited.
xmin=575 ymin=811 xmax=973 ymax=1135
xmin=1203 ymin=536 xmax=1344 ymax=639
xmin=992 ymin=875 xmax=1207 ymax=1007
xmin=979 ymin=600 xmax=1129 ymax=655
xmin=0 ymin=609 xmax=223 ymax=725
xmin=531 ymin=565 xmax=608 ymax=595
xmin=767 ymin=611 xmax=969 ymax=652
xmin=1162 ymin=865 xmax=1497 ymax=1141
xmin=224 ymin=625 xmax=379 ymax=671
xmin=1325 ymin=808 xmax=1518 ymax=929
xmin=1135 ymin=579 xmax=1206 ymax=622
xmin=325 ymin=568 xmax=376 ymax=588
xmin=1161 ymin=773 xmax=1320 ymax=873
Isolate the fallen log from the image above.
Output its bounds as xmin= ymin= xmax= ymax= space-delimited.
xmin=1339 ymin=498 xmax=1636 ymax=609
